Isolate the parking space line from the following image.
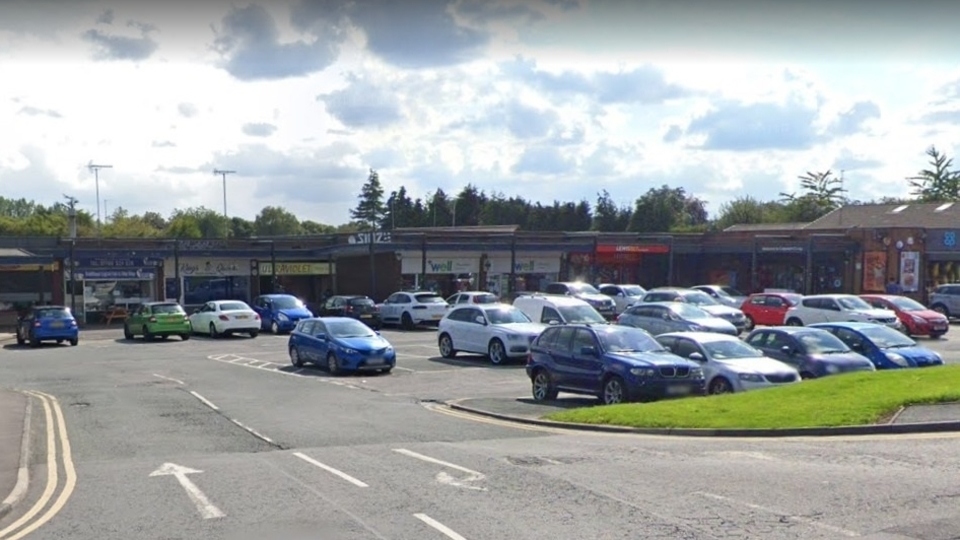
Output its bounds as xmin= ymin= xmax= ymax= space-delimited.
xmin=153 ymin=374 xmax=185 ymax=385
xmin=229 ymin=418 xmax=276 ymax=445
xmin=693 ymin=492 xmax=859 ymax=537
xmin=293 ymin=452 xmax=369 ymax=488
xmin=189 ymin=391 xmax=219 ymax=411
xmin=393 ymin=366 xmax=416 ymax=373
xmin=413 ymin=513 xmax=468 ymax=540
xmin=393 ymin=448 xmax=482 ymax=477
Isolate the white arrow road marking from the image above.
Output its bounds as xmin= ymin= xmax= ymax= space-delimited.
xmin=150 ymin=463 xmax=225 ymax=520
xmin=393 ymin=448 xmax=486 ymax=491
xmin=414 ymin=513 xmax=469 ymax=540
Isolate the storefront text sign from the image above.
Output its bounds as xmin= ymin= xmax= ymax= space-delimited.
xmin=0 ymin=263 xmax=58 ymax=271
xmin=175 ymin=259 xmax=248 ymax=277
xmin=426 ymin=258 xmax=478 ymax=274
xmin=595 ymin=244 xmax=670 ymax=254
xmin=758 ymin=246 xmax=804 ymax=253
xmin=69 ymin=269 xmax=157 ymax=280
xmin=347 ymin=232 xmax=391 ymax=244
xmin=259 ymin=262 xmax=332 ymax=275
xmin=899 ymin=251 xmax=920 ymax=292
xmin=486 ymin=257 xmax=561 ymax=274
xmin=78 ymin=257 xmax=162 ymax=268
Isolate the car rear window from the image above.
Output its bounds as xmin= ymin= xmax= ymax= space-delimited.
xmin=152 ymin=304 xmax=185 ymax=314
xmin=36 ymin=308 xmax=71 ymax=319
xmin=415 ymin=293 xmax=447 ymax=304
xmin=348 ymin=298 xmax=375 ymax=306
xmin=219 ymin=302 xmax=249 ymax=311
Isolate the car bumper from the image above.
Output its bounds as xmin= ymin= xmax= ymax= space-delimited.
xmin=148 ymin=323 xmax=191 ymax=335
xmin=33 ymin=329 xmax=79 ymax=340
xmin=217 ymin=321 xmax=261 ymax=333
xmin=273 ymin=319 xmax=301 ymax=331
xmin=629 ymin=378 xmax=706 ymax=400
xmin=338 ymin=354 xmax=396 ymax=371
xmin=353 ymin=314 xmax=382 ymax=326
xmin=911 ymin=320 xmax=950 ymax=335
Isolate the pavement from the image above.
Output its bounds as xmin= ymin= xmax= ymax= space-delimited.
xmin=0 ymin=390 xmax=27 ymax=519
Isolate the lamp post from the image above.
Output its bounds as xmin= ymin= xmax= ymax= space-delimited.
xmin=252 ymin=239 xmax=277 ymax=293
xmin=213 ymin=169 xmax=236 ymax=218
xmin=88 ymin=162 xmax=112 ymax=236
xmin=164 ymin=239 xmax=181 ymax=303
xmin=63 ymin=195 xmax=79 ymax=316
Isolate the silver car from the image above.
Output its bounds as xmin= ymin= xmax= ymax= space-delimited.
xmin=640 ymin=288 xmax=749 ymax=333
xmin=692 ymin=285 xmax=748 ymax=309
xmin=616 ymin=302 xmax=739 ymax=336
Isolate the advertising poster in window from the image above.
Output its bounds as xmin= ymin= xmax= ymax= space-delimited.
xmin=862 ymin=251 xmax=887 ymax=292
xmin=899 ymin=251 xmax=920 ymax=292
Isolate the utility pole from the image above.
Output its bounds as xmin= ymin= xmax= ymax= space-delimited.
xmin=63 ymin=194 xmax=79 ymax=318
xmin=213 ymin=169 xmax=236 ymax=218
xmin=88 ymin=162 xmax=112 ymax=236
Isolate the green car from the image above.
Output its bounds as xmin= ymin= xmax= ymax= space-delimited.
xmin=123 ymin=301 xmax=192 ymax=341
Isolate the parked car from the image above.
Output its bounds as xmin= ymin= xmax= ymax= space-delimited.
xmin=744 ymin=326 xmax=876 ymax=379
xmin=656 ymin=332 xmax=800 ymax=394
xmin=638 ymin=288 xmax=749 ymax=333
xmin=513 ymin=294 xmax=607 ymax=325
xmin=543 ymin=282 xmax=617 ymax=319
xmin=123 ymin=301 xmax=192 ymax=341
xmin=691 ymin=285 xmax=748 ymax=308
xmin=616 ymin=302 xmax=739 ymax=336
xmin=288 ymin=317 xmax=395 ymax=375
xmin=810 ymin=322 xmax=944 ymax=369
xmin=188 ymin=300 xmax=260 ymax=338
xmin=319 ymin=295 xmax=381 ymax=329
xmin=860 ymin=294 xmax=950 ymax=338
xmin=928 ymin=283 xmax=960 ymax=319
xmin=525 ymin=323 xmax=705 ymax=405
xmin=379 ymin=290 xmax=449 ymax=329
xmin=739 ymin=292 xmax=803 ymax=329
xmin=252 ymin=294 xmax=314 ymax=334
xmin=783 ymin=294 xmax=901 ymax=330
xmin=437 ymin=303 xmax=546 ymax=364
xmin=16 ymin=305 xmax=79 ymax=347
xmin=597 ymin=283 xmax=647 ymax=314
xmin=445 ymin=291 xmax=500 ymax=305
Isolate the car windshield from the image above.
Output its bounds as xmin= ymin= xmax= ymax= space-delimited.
xmin=859 ymin=325 xmax=917 ymax=348
xmin=598 ymin=326 xmax=663 ymax=353
xmin=36 ymin=308 xmax=71 ymax=319
xmin=623 ymin=285 xmax=645 ymax=296
xmin=558 ymin=305 xmax=606 ymax=323
xmin=472 ymin=293 xmax=500 ymax=303
xmin=415 ymin=293 xmax=447 ymax=304
xmin=837 ymin=296 xmax=873 ymax=310
xmin=152 ymin=304 xmax=185 ymax=314
xmin=271 ymin=296 xmax=305 ymax=309
xmin=782 ymin=294 xmax=802 ymax=306
xmin=670 ymin=303 xmax=711 ymax=320
xmin=682 ymin=291 xmax=719 ymax=306
xmin=703 ymin=339 xmax=762 ymax=360
xmin=485 ymin=307 xmax=531 ymax=324
xmin=568 ymin=283 xmax=601 ymax=295
xmin=888 ymin=296 xmax=926 ymax=311
xmin=795 ymin=331 xmax=850 ymax=354
xmin=348 ymin=298 xmax=375 ymax=306
xmin=326 ymin=319 xmax=376 ymax=338
xmin=219 ymin=302 xmax=250 ymax=311
xmin=719 ymin=286 xmax=744 ymax=297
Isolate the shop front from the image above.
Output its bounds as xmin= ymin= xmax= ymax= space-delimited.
xmin=398 ymin=252 xmax=480 ymax=297
xmin=920 ymin=229 xmax=960 ymax=298
xmin=66 ymin=256 xmax=163 ymax=323
xmin=254 ymin=261 xmax=335 ymax=303
xmin=486 ymin=252 xmax=561 ymax=296
xmin=594 ymin=244 xmax=670 ymax=287
xmin=164 ymin=257 xmax=251 ymax=307
xmin=0 ymin=259 xmax=61 ymax=327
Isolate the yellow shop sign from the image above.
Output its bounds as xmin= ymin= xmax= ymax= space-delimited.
xmin=259 ymin=262 xmax=333 ymax=275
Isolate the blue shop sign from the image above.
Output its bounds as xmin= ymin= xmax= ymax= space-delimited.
xmin=72 ymin=268 xmax=157 ymax=280
xmin=77 ymin=257 xmax=163 ymax=268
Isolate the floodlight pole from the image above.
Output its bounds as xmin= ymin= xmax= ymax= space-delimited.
xmin=88 ymin=163 xmax=112 ymax=236
xmin=213 ymin=169 xmax=236 ymax=218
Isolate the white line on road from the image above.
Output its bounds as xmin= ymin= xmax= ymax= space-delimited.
xmin=393 ymin=449 xmax=480 ymax=476
xmin=293 ymin=452 xmax=369 ymax=488
xmin=694 ymin=492 xmax=859 ymax=537
xmin=414 ymin=513 xmax=468 ymax=540
xmin=393 ymin=448 xmax=487 ymax=491
xmin=189 ymin=391 xmax=219 ymax=411
xmin=153 ymin=374 xmax=185 ymax=385
xmin=229 ymin=419 xmax=275 ymax=445
xmin=150 ymin=463 xmax=225 ymax=520
xmin=393 ymin=366 xmax=416 ymax=373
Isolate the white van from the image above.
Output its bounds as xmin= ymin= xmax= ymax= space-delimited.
xmin=513 ymin=294 xmax=608 ymax=325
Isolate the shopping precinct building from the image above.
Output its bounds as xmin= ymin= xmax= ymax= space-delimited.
xmin=1 ymin=202 xmax=958 ymax=324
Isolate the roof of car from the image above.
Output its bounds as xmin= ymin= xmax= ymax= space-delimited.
xmin=145 ymin=301 xmax=179 ymax=305
xmin=808 ymin=322 xmax=877 ymax=330
xmin=801 ymin=294 xmax=857 ymax=299
xmin=35 ymin=305 xmax=69 ymax=310
xmin=657 ymin=331 xmax=742 ymax=342
xmin=303 ymin=316 xmax=361 ymax=323
xmin=753 ymin=326 xmax=828 ymax=334
xmin=514 ymin=294 xmax=590 ymax=306
xmin=260 ymin=294 xmax=297 ymax=298
xmin=453 ymin=291 xmax=497 ymax=295
xmin=858 ymin=294 xmax=894 ymax=299
xmin=450 ymin=302 xmax=512 ymax=310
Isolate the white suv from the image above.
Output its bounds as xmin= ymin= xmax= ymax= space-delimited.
xmin=783 ymin=294 xmax=901 ymax=329
xmin=512 ymin=294 xmax=608 ymax=325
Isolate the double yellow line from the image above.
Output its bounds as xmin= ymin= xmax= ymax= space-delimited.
xmin=0 ymin=391 xmax=76 ymax=540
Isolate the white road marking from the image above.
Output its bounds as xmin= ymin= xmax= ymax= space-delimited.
xmin=694 ymin=492 xmax=859 ymax=537
xmin=205 ymin=354 xmax=369 ymax=391
xmin=393 ymin=366 xmax=416 ymax=373
xmin=228 ymin=419 xmax=275 ymax=445
xmin=189 ymin=391 xmax=219 ymax=411
xmin=153 ymin=374 xmax=185 ymax=385
xmin=293 ymin=452 xmax=369 ymax=488
xmin=414 ymin=513 xmax=469 ymax=540
xmin=393 ymin=448 xmax=486 ymax=491
xmin=150 ymin=463 xmax=225 ymax=520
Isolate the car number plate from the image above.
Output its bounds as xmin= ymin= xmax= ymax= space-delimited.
xmin=361 ymin=314 xmax=372 ymax=318
xmin=666 ymin=385 xmax=690 ymax=396
xmin=236 ymin=315 xmax=248 ymax=319
xmin=432 ymin=314 xmax=443 ymax=320
xmin=366 ymin=357 xmax=383 ymax=365
xmin=51 ymin=321 xmax=64 ymax=328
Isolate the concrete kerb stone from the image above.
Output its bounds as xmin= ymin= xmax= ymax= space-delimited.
xmin=0 ymin=392 xmax=33 ymax=520
xmin=445 ymin=398 xmax=960 ymax=438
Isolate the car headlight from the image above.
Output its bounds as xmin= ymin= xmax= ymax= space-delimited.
xmin=340 ymin=347 xmax=358 ymax=355
xmin=689 ymin=367 xmax=703 ymax=379
xmin=824 ymin=364 xmax=840 ymax=374
xmin=630 ymin=367 xmax=656 ymax=377
xmin=911 ymin=314 xmax=926 ymax=323
xmin=278 ymin=313 xmax=289 ymax=321
xmin=886 ymin=352 xmax=909 ymax=367
xmin=506 ymin=333 xmax=523 ymax=341
xmin=738 ymin=373 xmax=765 ymax=382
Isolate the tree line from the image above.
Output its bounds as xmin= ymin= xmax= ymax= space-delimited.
xmin=1 ymin=145 xmax=956 ymax=239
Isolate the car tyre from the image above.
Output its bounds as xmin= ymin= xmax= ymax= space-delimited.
xmin=123 ymin=324 xmax=134 ymax=340
xmin=15 ymin=330 xmax=24 ymax=346
xmin=786 ymin=317 xmax=803 ymax=326
xmin=290 ymin=346 xmax=304 ymax=368
xmin=29 ymin=334 xmax=40 ymax=348
xmin=932 ymin=304 xmax=950 ymax=318
xmin=180 ymin=334 xmax=190 ymax=341
xmin=248 ymin=331 xmax=259 ymax=338
xmin=744 ymin=315 xmax=755 ymax=332
xmin=930 ymin=331 xmax=945 ymax=339
xmin=401 ymin=312 xmax=414 ymax=331
xmin=531 ymin=369 xmax=558 ymax=401
xmin=379 ymin=367 xmax=393 ymax=375
xmin=326 ymin=352 xmax=340 ymax=375
xmin=143 ymin=325 xmax=154 ymax=341
xmin=270 ymin=321 xmax=280 ymax=334
xmin=488 ymin=338 xmax=507 ymax=365
xmin=438 ymin=333 xmax=457 ymax=358
xmin=601 ymin=376 xmax=628 ymax=405
xmin=69 ymin=338 xmax=78 ymax=346
xmin=708 ymin=377 xmax=733 ymax=395
xmin=209 ymin=322 xmax=219 ymax=339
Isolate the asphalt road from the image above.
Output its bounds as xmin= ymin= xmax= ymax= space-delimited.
xmin=1 ymin=325 xmax=960 ymax=539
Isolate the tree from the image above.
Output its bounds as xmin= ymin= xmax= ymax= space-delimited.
xmin=165 ymin=207 xmax=229 ymax=238
xmin=779 ymin=170 xmax=847 ymax=222
xmin=592 ymin=190 xmax=630 ymax=232
xmin=350 ymin=169 xmax=386 ymax=231
xmin=451 ymin=184 xmax=487 ymax=227
xmin=301 ymin=220 xmax=336 ymax=235
xmin=715 ymin=196 xmax=785 ymax=230
xmin=254 ymin=206 xmax=301 ymax=236
xmin=627 ymin=185 xmax=706 ymax=233
xmin=908 ymin=146 xmax=960 ymax=202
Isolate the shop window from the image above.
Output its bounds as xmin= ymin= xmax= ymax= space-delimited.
xmin=183 ymin=277 xmax=250 ymax=305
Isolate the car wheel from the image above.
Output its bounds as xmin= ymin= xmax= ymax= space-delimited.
xmin=379 ymin=367 xmax=393 ymax=374
xmin=180 ymin=334 xmax=190 ymax=341
xmin=15 ymin=330 xmax=24 ymax=346
xmin=326 ymin=353 xmax=340 ymax=375
xmin=744 ymin=315 xmax=755 ymax=332
xmin=601 ymin=376 xmax=628 ymax=405
xmin=401 ymin=312 xmax=414 ymax=330
xmin=209 ymin=322 xmax=219 ymax=339
xmin=488 ymin=339 xmax=507 ymax=365
xmin=786 ymin=317 xmax=803 ymax=326
xmin=69 ymin=338 xmax=78 ymax=346
xmin=708 ymin=377 xmax=733 ymax=395
xmin=29 ymin=333 xmax=40 ymax=348
xmin=123 ymin=324 xmax=133 ymax=340
xmin=249 ymin=331 xmax=259 ymax=338
xmin=290 ymin=347 xmax=303 ymax=368
xmin=531 ymin=369 xmax=558 ymax=401
xmin=932 ymin=304 xmax=950 ymax=318
xmin=931 ymin=331 xmax=945 ymax=339
xmin=142 ymin=325 xmax=153 ymax=341
xmin=160 ymin=335 xmax=169 ymax=341
xmin=438 ymin=333 xmax=457 ymax=358
xmin=56 ymin=339 xmax=63 ymax=344
xmin=800 ymin=371 xmax=816 ymax=380
xmin=270 ymin=321 xmax=280 ymax=334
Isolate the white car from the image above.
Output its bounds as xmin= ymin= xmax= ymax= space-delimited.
xmin=513 ymin=294 xmax=608 ymax=325
xmin=656 ymin=332 xmax=801 ymax=394
xmin=437 ymin=303 xmax=547 ymax=364
xmin=379 ymin=291 xmax=450 ymax=329
xmin=597 ymin=283 xmax=646 ymax=314
xmin=445 ymin=291 xmax=500 ymax=305
xmin=692 ymin=285 xmax=748 ymax=308
xmin=783 ymin=294 xmax=901 ymax=329
xmin=189 ymin=300 xmax=261 ymax=338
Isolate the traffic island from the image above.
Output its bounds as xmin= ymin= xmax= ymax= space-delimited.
xmin=447 ymin=366 xmax=960 ymax=437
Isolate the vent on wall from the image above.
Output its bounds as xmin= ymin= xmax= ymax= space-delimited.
xmin=935 ymin=202 xmax=954 ymax=212
xmin=891 ymin=205 xmax=909 ymax=213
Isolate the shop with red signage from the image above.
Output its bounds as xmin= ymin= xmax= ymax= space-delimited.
xmin=563 ymin=243 xmax=672 ymax=287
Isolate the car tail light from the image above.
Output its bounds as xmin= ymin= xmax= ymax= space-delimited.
xmin=526 ymin=353 xmax=533 ymax=365
xmin=33 ymin=321 xmax=40 ymax=327
xmin=219 ymin=315 xmax=229 ymax=321
xmin=148 ymin=317 xmax=157 ymax=323
xmin=254 ymin=314 xmax=261 ymax=320
xmin=345 ymin=305 xmax=354 ymax=312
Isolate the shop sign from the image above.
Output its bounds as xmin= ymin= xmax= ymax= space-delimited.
xmin=347 ymin=232 xmax=391 ymax=245
xmin=899 ymin=251 xmax=920 ymax=292
xmin=759 ymin=246 xmax=804 ymax=253
xmin=0 ymin=263 xmax=58 ymax=271
xmin=173 ymin=258 xmax=248 ymax=277
xmin=425 ymin=258 xmax=478 ymax=274
xmin=67 ymin=269 xmax=156 ymax=280
xmin=862 ymin=251 xmax=887 ymax=292
xmin=258 ymin=262 xmax=332 ymax=275
xmin=77 ymin=257 xmax=162 ymax=268
xmin=486 ymin=257 xmax=560 ymax=274
xmin=595 ymin=244 xmax=669 ymax=254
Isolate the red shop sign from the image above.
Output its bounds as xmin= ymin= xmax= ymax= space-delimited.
xmin=596 ymin=244 xmax=669 ymax=254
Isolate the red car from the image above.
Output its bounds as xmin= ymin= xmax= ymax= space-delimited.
xmin=860 ymin=294 xmax=950 ymax=338
xmin=739 ymin=292 xmax=803 ymax=329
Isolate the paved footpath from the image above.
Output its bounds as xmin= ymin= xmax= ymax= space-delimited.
xmin=0 ymin=390 xmax=27 ymax=516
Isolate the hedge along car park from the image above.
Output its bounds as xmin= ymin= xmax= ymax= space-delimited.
xmin=437 ymin=303 xmax=546 ymax=365
xmin=810 ymin=322 xmax=944 ymax=369
xmin=188 ymin=300 xmax=261 ymax=338
xmin=16 ymin=305 xmax=79 ymax=347
xmin=288 ymin=317 xmax=396 ymax=375
xmin=745 ymin=326 xmax=876 ymax=379
xmin=124 ymin=301 xmax=192 ymax=341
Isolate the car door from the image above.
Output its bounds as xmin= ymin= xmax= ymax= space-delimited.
xmin=546 ymin=326 xmax=578 ymax=388
xmin=674 ymin=337 xmax=712 ymax=379
xmin=830 ymin=327 xmax=872 ymax=357
xmin=294 ymin=320 xmax=317 ymax=361
xmin=820 ymin=298 xmax=845 ymax=322
xmin=540 ymin=306 xmax=562 ymax=325
xmin=461 ymin=307 xmax=488 ymax=353
xmin=380 ymin=294 xmax=399 ymax=323
xmin=764 ymin=332 xmax=802 ymax=368
xmin=443 ymin=308 xmax=471 ymax=353
xmin=127 ymin=305 xmax=144 ymax=330
xmin=569 ymin=328 xmax=604 ymax=392
xmin=311 ymin=320 xmax=335 ymax=362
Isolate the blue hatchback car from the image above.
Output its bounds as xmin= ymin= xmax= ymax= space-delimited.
xmin=288 ymin=317 xmax=396 ymax=375
xmin=810 ymin=322 xmax=944 ymax=369
xmin=252 ymin=294 xmax=314 ymax=334
xmin=16 ymin=305 xmax=79 ymax=347
xmin=526 ymin=323 xmax=705 ymax=405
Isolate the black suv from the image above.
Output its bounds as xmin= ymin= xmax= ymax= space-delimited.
xmin=318 ymin=295 xmax=381 ymax=329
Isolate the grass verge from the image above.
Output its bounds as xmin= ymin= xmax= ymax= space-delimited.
xmin=545 ymin=365 xmax=960 ymax=430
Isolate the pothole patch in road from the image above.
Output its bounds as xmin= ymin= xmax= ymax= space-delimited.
xmin=69 ymin=402 xmax=91 ymax=408
xmin=505 ymin=455 xmax=585 ymax=467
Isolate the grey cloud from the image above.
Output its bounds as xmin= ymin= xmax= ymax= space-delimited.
xmin=684 ymin=99 xmax=820 ymax=151
xmin=18 ymin=106 xmax=61 ymax=118
xmin=96 ymin=9 xmax=114 ymax=25
xmin=317 ymin=74 xmax=403 ymax=128
xmin=362 ymin=146 xmax=406 ymax=169
xmin=178 ymin=103 xmax=198 ymax=118
xmin=455 ymin=0 xmax=546 ymax=25
xmin=152 ymin=140 xmax=176 ymax=148
xmin=548 ymin=124 xmax=585 ymax=146
xmin=505 ymin=102 xmax=557 ymax=138
xmin=212 ymin=3 xmax=341 ymax=81
xmin=512 ymin=146 xmax=574 ymax=175
xmin=81 ymin=20 xmax=158 ymax=61
xmin=580 ymin=143 xmax=632 ymax=178
xmin=155 ymin=165 xmax=196 ymax=174
xmin=544 ymin=0 xmax=581 ymax=9
xmin=242 ymin=122 xmax=277 ymax=137
xmin=662 ymin=125 xmax=682 ymax=143
xmin=921 ymin=109 xmax=960 ymax=124
xmin=831 ymin=100 xmax=880 ymax=136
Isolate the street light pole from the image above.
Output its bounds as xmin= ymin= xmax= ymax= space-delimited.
xmin=64 ymin=195 xmax=79 ymax=316
xmin=88 ymin=162 xmax=112 ymax=235
xmin=213 ymin=169 xmax=236 ymax=218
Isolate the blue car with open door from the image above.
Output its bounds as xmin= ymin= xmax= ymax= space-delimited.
xmin=252 ymin=294 xmax=314 ymax=334
xmin=810 ymin=322 xmax=944 ymax=369
xmin=288 ymin=317 xmax=396 ymax=375
xmin=16 ymin=305 xmax=79 ymax=347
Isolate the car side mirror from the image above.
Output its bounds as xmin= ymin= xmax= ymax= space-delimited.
xmin=547 ymin=319 xmax=560 ymax=325
xmin=616 ymin=292 xmax=624 ymax=298
xmin=580 ymin=346 xmax=598 ymax=357
xmin=780 ymin=345 xmax=793 ymax=355
xmin=315 ymin=333 xmax=327 ymax=341
xmin=475 ymin=315 xmax=487 ymax=325
xmin=688 ymin=352 xmax=705 ymax=361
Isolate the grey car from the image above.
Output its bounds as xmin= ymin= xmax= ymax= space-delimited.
xmin=692 ymin=285 xmax=748 ymax=309
xmin=928 ymin=284 xmax=960 ymax=319
xmin=640 ymin=288 xmax=750 ymax=333
xmin=616 ymin=302 xmax=739 ymax=336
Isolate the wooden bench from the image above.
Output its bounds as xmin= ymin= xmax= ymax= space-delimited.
xmin=104 ymin=306 xmax=129 ymax=325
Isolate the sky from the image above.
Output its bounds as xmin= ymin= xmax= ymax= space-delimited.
xmin=2 ymin=0 xmax=960 ymax=226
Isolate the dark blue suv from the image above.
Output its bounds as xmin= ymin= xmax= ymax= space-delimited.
xmin=526 ymin=323 xmax=706 ymax=405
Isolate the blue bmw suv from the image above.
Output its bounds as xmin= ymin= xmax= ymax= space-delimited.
xmin=526 ymin=323 xmax=705 ymax=405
